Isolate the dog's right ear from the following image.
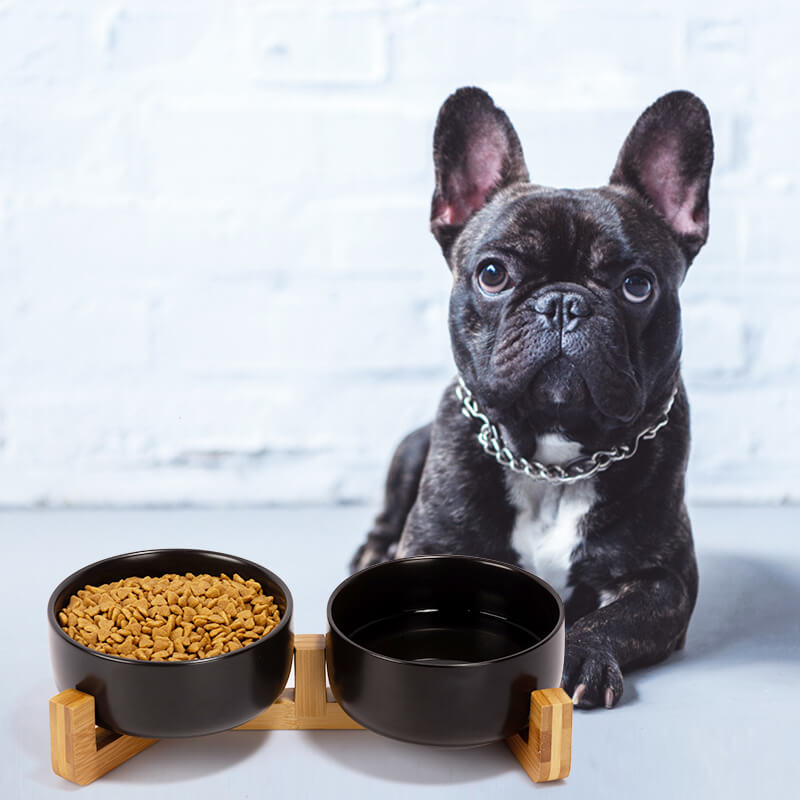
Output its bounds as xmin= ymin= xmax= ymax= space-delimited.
xmin=430 ymin=88 xmax=528 ymax=258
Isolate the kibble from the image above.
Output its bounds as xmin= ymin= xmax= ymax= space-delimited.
xmin=58 ymin=572 xmax=281 ymax=661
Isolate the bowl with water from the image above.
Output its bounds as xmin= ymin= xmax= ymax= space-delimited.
xmin=326 ymin=555 xmax=564 ymax=747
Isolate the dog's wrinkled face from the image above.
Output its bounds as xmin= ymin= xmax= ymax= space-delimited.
xmin=430 ymin=89 xmax=713 ymax=454
xmin=448 ymin=185 xmax=684 ymax=451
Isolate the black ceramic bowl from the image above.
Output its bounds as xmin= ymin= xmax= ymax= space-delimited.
xmin=327 ymin=555 xmax=564 ymax=747
xmin=48 ymin=549 xmax=293 ymax=738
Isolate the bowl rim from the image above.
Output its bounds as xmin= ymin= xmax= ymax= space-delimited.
xmin=327 ymin=554 xmax=565 ymax=669
xmin=48 ymin=547 xmax=293 ymax=668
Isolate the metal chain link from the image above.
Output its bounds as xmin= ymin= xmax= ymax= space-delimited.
xmin=455 ymin=376 xmax=677 ymax=485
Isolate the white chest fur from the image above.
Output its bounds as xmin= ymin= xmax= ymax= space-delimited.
xmin=505 ymin=435 xmax=596 ymax=603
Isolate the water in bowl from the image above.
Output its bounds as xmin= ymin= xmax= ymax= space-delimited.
xmin=349 ymin=608 xmax=541 ymax=665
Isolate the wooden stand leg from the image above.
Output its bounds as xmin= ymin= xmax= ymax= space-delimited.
xmin=50 ymin=635 xmax=362 ymax=785
xmin=49 ymin=689 xmax=156 ymax=785
xmin=506 ymin=688 xmax=572 ymax=782
xmin=234 ymin=634 xmax=363 ymax=730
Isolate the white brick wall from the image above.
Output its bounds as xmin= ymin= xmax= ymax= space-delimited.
xmin=0 ymin=0 xmax=798 ymax=506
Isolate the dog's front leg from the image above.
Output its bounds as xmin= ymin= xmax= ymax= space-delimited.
xmin=350 ymin=424 xmax=432 ymax=573
xmin=562 ymin=565 xmax=695 ymax=709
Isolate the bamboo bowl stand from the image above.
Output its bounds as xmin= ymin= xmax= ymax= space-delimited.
xmin=50 ymin=634 xmax=572 ymax=786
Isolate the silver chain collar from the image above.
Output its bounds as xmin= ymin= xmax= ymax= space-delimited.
xmin=455 ymin=376 xmax=677 ymax=485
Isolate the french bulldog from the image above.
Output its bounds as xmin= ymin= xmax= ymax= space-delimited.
xmin=351 ymin=87 xmax=713 ymax=709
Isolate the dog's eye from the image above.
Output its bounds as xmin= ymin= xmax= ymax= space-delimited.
xmin=622 ymin=272 xmax=653 ymax=303
xmin=477 ymin=262 xmax=512 ymax=294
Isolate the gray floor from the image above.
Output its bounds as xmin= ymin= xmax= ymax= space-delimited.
xmin=2 ymin=505 xmax=798 ymax=799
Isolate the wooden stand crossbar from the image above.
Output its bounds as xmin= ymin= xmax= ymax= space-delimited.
xmin=50 ymin=633 xmax=571 ymax=786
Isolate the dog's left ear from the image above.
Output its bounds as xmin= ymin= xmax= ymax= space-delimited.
xmin=610 ymin=91 xmax=714 ymax=264
xmin=430 ymin=87 xmax=529 ymax=258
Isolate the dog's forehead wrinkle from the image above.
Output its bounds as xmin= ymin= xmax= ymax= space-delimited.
xmin=598 ymin=185 xmax=688 ymax=267
xmin=459 ymin=188 xmax=636 ymax=282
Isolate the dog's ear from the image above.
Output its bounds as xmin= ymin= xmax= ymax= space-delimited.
xmin=610 ymin=91 xmax=714 ymax=263
xmin=430 ymin=87 xmax=528 ymax=257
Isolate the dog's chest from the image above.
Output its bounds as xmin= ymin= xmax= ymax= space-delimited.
xmin=505 ymin=436 xmax=596 ymax=602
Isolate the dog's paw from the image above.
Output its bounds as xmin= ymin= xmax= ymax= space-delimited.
xmin=561 ymin=632 xmax=623 ymax=709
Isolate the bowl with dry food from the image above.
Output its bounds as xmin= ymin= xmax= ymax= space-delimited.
xmin=326 ymin=555 xmax=564 ymax=747
xmin=48 ymin=548 xmax=293 ymax=738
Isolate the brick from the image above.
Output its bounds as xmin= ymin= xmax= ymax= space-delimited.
xmin=752 ymin=18 xmax=800 ymax=112
xmin=680 ymin=16 xmax=756 ymax=109
xmin=0 ymin=6 xmax=98 ymax=91
xmin=698 ymin=193 xmax=745 ymax=268
xmin=392 ymin=6 xmax=676 ymax=109
xmin=681 ymin=298 xmax=750 ymax=379
xmin=709 ymin=112 xmax=752 ymax=178
xmin=748 ymin=288 xmax=800 ymax=379
xmin=0 ymin=292 xmax=151 ymax=378
xmin=0 ymin=2 xmax=224 ymax=93
xmin=749 ymin=114 xmax=800 ymax=194
xmin=686 ymin=18 xmax=747 ymax=56
xmin=510 ymin=110 xmax=638 ymax=188
xmin=328 ymin=196 xmax=441 ymax=275
xmin=0 ymin=102 xmax=108 ymax=192
xmin=742 ymin=192 xmax=800 ymax=270
xmin=93 ymin=4 xmax=219 ymax=76
xmin=247 ymin=12 xmax=388 ymax=85
xmin=0 ymin=198 xmax=327 ymax=284
xmin=136 ymin=107 xmax=324 ymax=193
xmin=151 ymin=277 xmax=451 ymax=375
xmin=678 ymin=196 xmax=745 ymax=298
xmin=315 ymin=108 xmax=431 ymax=188
xmin=686 ymin=383 xmax=800 ymax=503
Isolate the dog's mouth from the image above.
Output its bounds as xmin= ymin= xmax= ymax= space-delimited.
xmin=496 ymin=358 xmax=597 ymax=449
xmin=527 ymin=358 xmax=589 ymax=411
xmin=480 ymin=352 xmax=645 ymax=453
xmin=483 ymin=305 xmax=645 ymax=421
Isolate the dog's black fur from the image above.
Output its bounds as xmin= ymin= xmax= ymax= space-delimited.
xmin=351 ymin=88 xmax=713 ymax=709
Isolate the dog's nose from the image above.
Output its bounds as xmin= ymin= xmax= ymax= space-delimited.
xmin=563 ymin=293 xmax=591 ymax=320
xmin=533 ymin=292 xmax=562 ymax=320
xmin=533 ymin=291 xmax=592 ymax=330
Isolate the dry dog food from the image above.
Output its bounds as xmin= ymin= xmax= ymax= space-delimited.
xmin=58 ymin=572 xmax=281 ymax=661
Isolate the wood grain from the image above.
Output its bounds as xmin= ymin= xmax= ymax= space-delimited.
xmin=49 ymin=689 xmax=156 ymax=786
xmin=233 ymin=688 xmax=363 ymax=731
xmin=234 ymin=634 xmax=363 ymax=730
xmin=506 ymin=687 xmax=572 ymax=782
xmin=294 ymin=634 xmax=328 ymax=719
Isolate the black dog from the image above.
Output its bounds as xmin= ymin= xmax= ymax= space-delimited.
xmin=351 ymin=88 xmax=712 ymax=709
